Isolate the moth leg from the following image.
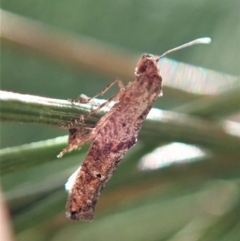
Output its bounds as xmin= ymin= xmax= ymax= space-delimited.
xmin=68 ymin=94 xmax=98 ymax=106
xmin=78 ymin=91 xmax=121 ymax=122
xmin=68 ymin=78 xmax=125 ymax=127
xmin=57 ymin=128 xmax=96 ymax=158
xmin=68 ymin=78 xmax=124 ymax=103
xmin=79 ymin=94 xmax=98 ymax=106
xmin=83 ymin=78 xmax=124 ymax=103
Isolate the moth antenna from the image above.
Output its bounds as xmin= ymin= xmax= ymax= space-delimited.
xmin=159 ymin=37 xmax=211 ymax=59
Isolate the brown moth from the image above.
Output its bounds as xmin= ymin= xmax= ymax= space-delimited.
xmin=58 ymin=38 xmax=211 ymax=221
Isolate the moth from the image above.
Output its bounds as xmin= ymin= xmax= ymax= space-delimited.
xmin=58 ymin=37 xmax=211 ymax=221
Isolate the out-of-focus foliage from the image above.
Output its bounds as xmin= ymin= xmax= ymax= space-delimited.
xmin=0 ymin=0 xmax=240 ymax=240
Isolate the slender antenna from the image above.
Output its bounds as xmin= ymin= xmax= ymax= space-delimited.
xmin=159 ymin=37 xmax=211 ymax=58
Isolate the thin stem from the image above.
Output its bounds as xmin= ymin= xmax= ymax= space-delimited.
xmin=0 ymin=90 xmax=240 ymax=175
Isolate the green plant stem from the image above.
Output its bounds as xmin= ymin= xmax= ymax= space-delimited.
xmin=173 ymin=83 xmax=240 ymax=119
xmin=0 ymin=90 xmax=95 ymax=128
xmin=1 ymin=90 xmax=240 ymax=175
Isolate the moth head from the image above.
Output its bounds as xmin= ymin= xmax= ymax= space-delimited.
xmin=135 ymin=54 xmax=160 ymax=76
xmin=135 ymin=37 xmax=211 ymax=76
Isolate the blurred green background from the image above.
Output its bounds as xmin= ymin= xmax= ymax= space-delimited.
xmin=1 ymin=0 xmax=240 ymax=240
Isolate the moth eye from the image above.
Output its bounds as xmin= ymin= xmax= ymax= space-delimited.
xmin=138 ymin=65 xmax=146 ymax=73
